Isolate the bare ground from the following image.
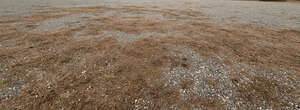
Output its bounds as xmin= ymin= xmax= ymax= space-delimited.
xmin=0 ymin=5 xmax=299 ymax=110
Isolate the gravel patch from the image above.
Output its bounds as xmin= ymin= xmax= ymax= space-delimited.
xmin=2 ymin=0 xmax=299 ymax=30
xmin=99 ymin=30 xmax=184 ymax=43
xmin=74 ymin=29 xmax=102 ymax=41
xmin=33 ymin=14 xmax=97 ymax=32
xmin=163 ymin=45 xmax=235 ymax=109
xmin=0 ymin=82 xmax=23 ymax=100
xmin=101 ymin=31 xmax=158 ymax=43
xmin=118 ymin=11 xmax=167 ymax=20
xmin=197 ymin=0 xmax=300 ymax=30
xmin=163 ymin=44 xmax=299 ymax=109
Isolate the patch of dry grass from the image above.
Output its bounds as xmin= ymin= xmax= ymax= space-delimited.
xmin=0 ymin=6 xmax=299 ymax=109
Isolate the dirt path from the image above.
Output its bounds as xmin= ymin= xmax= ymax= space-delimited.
xmin=0 ymin=0 xmax=299 ymax=110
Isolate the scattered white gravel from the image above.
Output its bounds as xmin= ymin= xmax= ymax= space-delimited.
xmin=0 ymin=82 xmax=23 ymax=100
xmin=163 ymin=44 xmax=299 ymax=109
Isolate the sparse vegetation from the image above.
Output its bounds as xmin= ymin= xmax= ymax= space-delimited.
xmin=0 ymin=0 xmax=299 ymax=110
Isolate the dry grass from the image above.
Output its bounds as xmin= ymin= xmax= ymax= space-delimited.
xmin=0 ymin=6 xmax=299 ymax=109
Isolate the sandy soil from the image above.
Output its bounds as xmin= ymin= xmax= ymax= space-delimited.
xmin=0 ymin=0 xmax=299 ymax=110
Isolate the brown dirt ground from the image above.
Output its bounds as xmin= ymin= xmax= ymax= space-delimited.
xmin=0 ymin=6 xmax=299 ymax=109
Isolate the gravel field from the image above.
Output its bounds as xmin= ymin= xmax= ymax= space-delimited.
xmin=0 ymin=0 xmax=299 ymax=109
xmin=1 ymin=0 xmax=300 ymax=30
